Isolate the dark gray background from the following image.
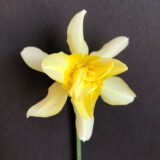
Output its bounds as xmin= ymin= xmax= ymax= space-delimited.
xmin=0 ymin=0 xmax=160 ymax=159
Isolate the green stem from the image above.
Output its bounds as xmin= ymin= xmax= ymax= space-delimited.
xmin=76 ymin=135 xmax=82 ymax=160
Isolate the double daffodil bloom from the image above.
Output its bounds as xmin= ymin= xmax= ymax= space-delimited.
xmin=21 ymin=10 xmax=136 ymax=142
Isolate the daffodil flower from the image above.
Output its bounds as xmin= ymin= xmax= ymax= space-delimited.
xmin=21 ymin=9 xmax=136 ymax=142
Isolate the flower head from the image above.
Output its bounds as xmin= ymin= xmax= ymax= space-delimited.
xmin=21 ymin=9 xmax=136 ymax=142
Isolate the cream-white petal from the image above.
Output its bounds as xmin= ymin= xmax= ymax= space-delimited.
xmin=67 ymin=9 xmax=89 ymax=55
xmin=101 ymin=76 xmax=136 ymax=105
xmin=27 ymin=82 xmax=68 ymax=118
xmin=21 ymin=47 xmax=48 ymax=72
xmin=75 ymin=109 xmax=94 ymax=142
xmin=91 ymin=36 xmax=129 ymax=58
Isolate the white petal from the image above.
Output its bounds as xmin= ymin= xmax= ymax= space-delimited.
xmin=101 ymin=76 xmax=136 ymax=105
xmin=91 ymin=36 xmax=129 ymax=58
xmin=21 ymin=47 xmax=48 ymax=72
xmin=67 ymin=9 xmax=89 ymax=55
xmin=75 ymin=109 xmax=94 ymax=142
xmin=27 ymin=82 xmax=68 ymax=118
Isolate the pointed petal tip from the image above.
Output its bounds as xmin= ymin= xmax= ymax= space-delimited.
xmin=125 ymin=65 xmax=128 ymax=72
xmin=77 ymin=133 xmax=91 ymax=142
xmin=124 ymin=95 xmax=136 ymax=105
xmin=123 ymin=62 xmax=128 ymax=70
xmin=81 ymin=9 xmax=87 ymax=14
xmin=20 ymin=47 xmax=29 ymax=58
xmin=81 ymin=139 xmax=88 ymax=143
xmin=80 ymin=136 xmax=91 ymax=142
xmin=20 ymin=46 xmax=36 ymax=57
xmin=20 ymin=46 xmax=48 ymax=72
xmin=126 ymin=36 xmax=129 ymax=40
xmin=124 ymin=88 xmax=136 ymax=104
xmin=117 ymin=36 xmax=129 ymax=45
xmin=26 ymin=110 xmax=32 ymax=118
xmin=79 ymin=132 xmax=92 ymax=142
xmin=124 ymin=36 xmax=129 ymax=44
xmin=132 ymin=92 xmax=137 ymax=98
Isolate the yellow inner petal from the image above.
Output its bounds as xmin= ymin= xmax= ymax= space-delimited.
xmin=42 ymin=52 xmax=70 ymax=84
xmin=71 ymin=86 xmax=101 ymax=119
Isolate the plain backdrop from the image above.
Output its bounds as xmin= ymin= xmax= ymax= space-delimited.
xmin=0 ymin=0 xmax=160 ymax=160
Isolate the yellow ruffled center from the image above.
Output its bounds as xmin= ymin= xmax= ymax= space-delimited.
xmin=64 ymin=53 xmax=113 ymax=98
xmin=42 ymin=52 xmax=128 ymax=119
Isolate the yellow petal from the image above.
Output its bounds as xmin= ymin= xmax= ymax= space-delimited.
xmin=27 ymin=82 xmax=68 ymax=118
xmin=106 ymin=59 xmax=128 ymax=77
xmin=68 ymin=68 xmax=86 ymax=99
xmin=67 ymin=10 xmax=89 ymax=54
xmin=101 ymin=76 xmax=136 ymax=105
xmin=21 ymin=47 xmax=48 ymax=72
xmin=71 ymin=88 xmax=100 ymax=119
xmin=91 ymin=36 xmax=129 ymax=58
xmin=75 ymin=109 xmax=94 ymax=142
xmin=68 ymin=66 xmax=101 ymax=101
xmin=68 ymin=68 xmax=93 ymax=100
xmin=42 ymin=52 xmax=70 ymax=83
xmin=86 ymin=57 xmax=128 ymax=79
